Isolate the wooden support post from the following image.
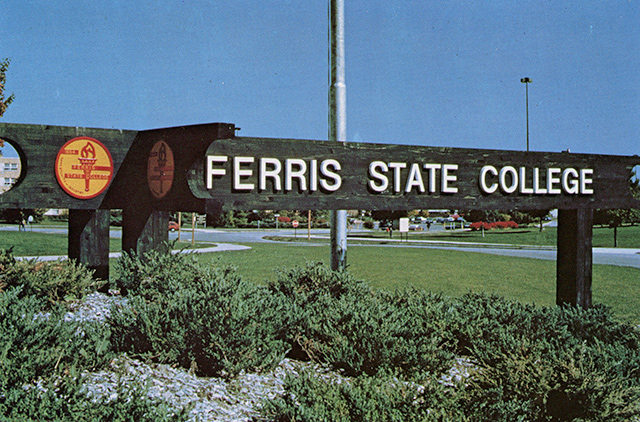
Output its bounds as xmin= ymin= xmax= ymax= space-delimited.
xmin=68 ymin=209 xmax=110 ymax=281
xmin=556 ymin=208 xmax=593 ymax=308
xmin=122 ymin=208 xmax=169 ymax=256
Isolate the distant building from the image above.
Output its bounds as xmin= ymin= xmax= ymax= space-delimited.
xmin=0 ymin=157 xmax=21 ymax=193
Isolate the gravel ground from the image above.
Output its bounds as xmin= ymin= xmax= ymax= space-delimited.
xmin=62 ymin=293 xmax=347 ymax=421
xmin=56 ymin=292 xmax=475 ymax=421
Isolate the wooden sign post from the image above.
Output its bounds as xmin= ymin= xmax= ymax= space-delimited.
xmin=556 ymin=209 xmax=594 ymax=308
xmin=189 ymin=135 xmax=640 ymax=308
xmin=0 ymin=124 xmax=137 ymax=280
xmin=0 ymin=122 xmax=638 ymax=308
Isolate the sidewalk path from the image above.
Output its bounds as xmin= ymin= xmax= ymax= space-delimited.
xmin=306 ymin=234 xmax=640 ymax=269
xmin=16 ymin=243 xmax=252 ymax=262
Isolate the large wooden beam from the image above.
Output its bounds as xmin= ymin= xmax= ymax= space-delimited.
xmin=68 ymin=209 xmax=110 ymax=281
xmin=556 ymin=208 xmax=593 ymax=308
xmin=122 ymin=208 xmax=169 ymax=257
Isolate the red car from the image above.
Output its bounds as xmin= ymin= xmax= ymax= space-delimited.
xmin=168 ymin=221 xmax=180 ymax=232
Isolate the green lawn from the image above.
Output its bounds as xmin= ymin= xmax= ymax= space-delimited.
xmin=0 ymin=229 xmax=210 ymax=255
xmin=203 ymin=243 xmax=640 ymax=325
xmin=2 ymin=227 xmax=639 ymax=325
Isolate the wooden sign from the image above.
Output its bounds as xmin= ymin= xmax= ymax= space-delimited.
xmin=189 ymin=137 xmax=640 ymax=211
xmin=0 ymin=123 xmax=137 ymax=209
xmin=0 ymin=122 xmax=634 ymax=308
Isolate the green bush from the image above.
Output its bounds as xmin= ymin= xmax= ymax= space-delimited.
xmin=449 ymin=293 xmax=640 ymax=421
xmin=109 ymin=250 xmax=288 ymax=377
xmin=2 ymin=372 xmax=192 ymax=421
xmin=261 ymin=286 xmax=640 ymax=421
xmin=113 ymin=248 xmax=207 ymax=298
xmin=268 ymin=263 xmax=455 ymax=379
xmin=0 ymin=249 xmax=97 ymax=306
xmin=0 ymin=287 xmax=114 ymax=391
xmin=261 ymin=368 xmax=461 ymax=422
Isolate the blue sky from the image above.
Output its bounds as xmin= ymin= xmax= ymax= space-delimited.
xmin=1 ymin=1 xmax=638 ymax=156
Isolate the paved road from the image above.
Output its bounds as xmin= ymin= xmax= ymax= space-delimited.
xmin=4 ymin=225 xmax=640 ymax=269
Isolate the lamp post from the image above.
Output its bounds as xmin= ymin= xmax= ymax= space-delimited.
xmin=329 ymin=0 xmax=347 ymax=271
xmin=520 ymin=77 xmax=532 ymax=152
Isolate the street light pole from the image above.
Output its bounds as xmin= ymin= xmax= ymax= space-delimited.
xmin=329 ymin=0 xmax=347 ymax=271
xmin=520 ymin=77 xmax=532 ymax=152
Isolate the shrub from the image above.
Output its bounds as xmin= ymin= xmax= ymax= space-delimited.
xmin=0 ymin=249 xmax=97 ymax=306
xmin=113 ymin=249 xmax=210 ymax=297
xmin=449 ymin=293 xmax=640 ymax=420
xmin=2 ymin=372 xmax=191 ymax=421
xmin=109 ymin=250 xmax=287 ymax=377
xmin=469 ymin=221 xmax=518 ymax=231
xmin=0 ymin=287 xmax=114 ymax=398
xmin=261 ymin=368 xmax=461 ymax=422
xmin=469 ymin=221 xmax=487 ymax=231
xmin=268 ymin=263 xmax=455 ymax=379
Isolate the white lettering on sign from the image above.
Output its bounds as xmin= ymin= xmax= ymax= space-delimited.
xmin=367 ymin=161 xmax=458 ymax=194
xmin=233 ymin=156 xmax=254 ymax=190
xmin=320 ymin=159 xmax=342 ymax=191
xmin=206 ymin=155 xmax=228 ymax=189
xmin=441 ymin=164 xmax=458 ymax=193
xmin=206 ymin=155 xmax=343 ymax=193
xmin=205 ymin=155 xmax=595 ymax=197
xmin=259 ymin=158 xmax=282 ymax=191
xmin=479 ymin=165 xmax=594 ymax=195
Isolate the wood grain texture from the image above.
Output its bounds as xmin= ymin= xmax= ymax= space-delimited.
xmin=0 ymin=123 xmax=137 ymax=209
xmin=189 ymin=137 xmax=640 ymax=211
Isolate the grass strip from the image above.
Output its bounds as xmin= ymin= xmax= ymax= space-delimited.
xmin=203 ymin=243 xmax=640 ymax=325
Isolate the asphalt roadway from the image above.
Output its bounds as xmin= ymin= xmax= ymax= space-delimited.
xmin=168 ymin=227 xmax=640 ymax=269
xmin=4 ymin=224 xmax=640 ymax=269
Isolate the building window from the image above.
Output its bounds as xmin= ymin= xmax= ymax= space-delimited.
xmin=3 ymin=163 xmax=17 ymax=171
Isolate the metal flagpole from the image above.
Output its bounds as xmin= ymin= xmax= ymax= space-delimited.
xmin=329 ymin=0 xmax=347 ymax=271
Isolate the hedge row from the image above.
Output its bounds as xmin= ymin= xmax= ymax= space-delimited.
xmin=1 ymin=248 xmax=639 ymax=420
xmin=469 ymin=221 xmax=519 ymax=231
xmin=108 ymin=251 xmax=640 ymax=421
xmin=0 ymin=268 xmax=191 ymax=420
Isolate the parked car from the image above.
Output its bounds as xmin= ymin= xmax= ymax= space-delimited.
xmin=168 ymin=221 xmax=180 ymax=232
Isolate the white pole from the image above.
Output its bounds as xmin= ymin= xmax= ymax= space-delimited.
xmin=329 ymin=0 xmax=347 ymax=271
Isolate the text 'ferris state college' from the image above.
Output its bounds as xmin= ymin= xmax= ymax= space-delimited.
xmin=205 ymin=155 xmax=595 ymax=196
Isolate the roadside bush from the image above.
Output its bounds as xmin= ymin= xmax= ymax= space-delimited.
xmin=2 ymin=372 xmax=191 ymax=421
xmin=449 ymin=293 xmax=640 ymax=420
xmin=469 ymin=221 xmax=519 ymax=231
xmin=0 ymin=287 xmax=113 ymax=384
xmin=268 ymin=263 xmax=455 ymax=379
xmin=0 ymin=249 xmax=97 ymax=306
xmin=113 ymin=249 xmax=211 ymax=297
xmin=261 ymin=368 xmax=462 ymax=422
xmin=0 ymin=287 xmax=115 ymax=418
xmin=109 ymin=251 xmax=287 ymax=377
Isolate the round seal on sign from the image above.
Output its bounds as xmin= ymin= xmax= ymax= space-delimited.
xmin=147 ymin=140 xmax=174 ymax=199
xmin=55 ymin=137 xmax=114 ymax=199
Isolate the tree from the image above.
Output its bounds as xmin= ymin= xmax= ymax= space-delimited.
xmin=521 ymin=209 xmax=550 ymax=232
xmin=594 ymin=170 xmax=640 ymax=247
xmin=370 ymin=210 xmax=408 ymax=226
xmin=0 ymin=58 xmax=14 ymax=118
